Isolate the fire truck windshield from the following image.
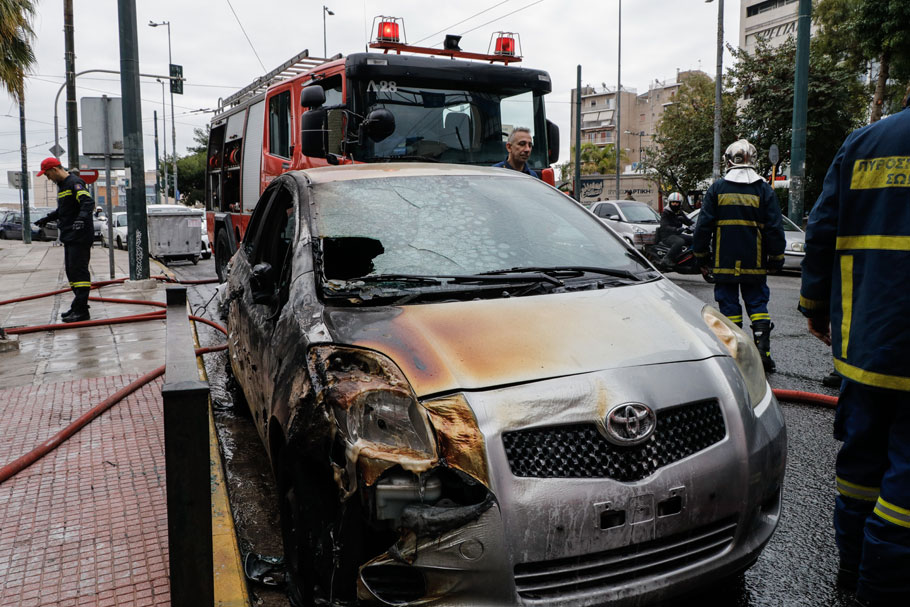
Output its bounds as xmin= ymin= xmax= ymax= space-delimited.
xmin=351 ymin=83 xmax=548 ymax=167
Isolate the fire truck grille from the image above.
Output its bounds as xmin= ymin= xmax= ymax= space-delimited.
xmin=501 ymin=400 xmax=725 ymax=481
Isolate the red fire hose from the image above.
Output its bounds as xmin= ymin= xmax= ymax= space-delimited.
xmin=0 ymin=276 xmax=226 ymax=484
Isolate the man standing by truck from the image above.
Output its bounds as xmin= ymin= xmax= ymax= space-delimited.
xmin=34 ymin=157 xmax=95 ymax=322
xmin=493 ymin=127 xmax=539 ymax=178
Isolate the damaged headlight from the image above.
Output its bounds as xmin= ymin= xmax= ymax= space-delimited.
xmin=702 ymin=305 xmax=768 ymax=408
xmin=307 ymin=345 xmax=436 ymax=461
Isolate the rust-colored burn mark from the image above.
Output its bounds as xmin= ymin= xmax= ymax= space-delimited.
xmin=422 ymin=395 xmax=490 ymax=488
xmin=309 ymin=346 xmax=411 ymax=411
xmin=353 ymin=439 xmax=438 ymax=487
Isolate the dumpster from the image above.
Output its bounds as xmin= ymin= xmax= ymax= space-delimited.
xmin=147 ymin=205 xmax=203 ymax=265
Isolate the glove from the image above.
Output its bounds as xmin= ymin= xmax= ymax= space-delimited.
xmin=72 ymin=219 xmax=84 ymax=231
xmin=34 ymin=217 xmax=49 ymax=227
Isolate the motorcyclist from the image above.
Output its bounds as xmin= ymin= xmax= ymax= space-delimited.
xmin=656 ymin=192 xmax=693 ymax=269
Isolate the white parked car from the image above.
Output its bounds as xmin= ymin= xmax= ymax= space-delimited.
xmin=688 ymin=209 xmax=805 ymax=272
xmin=590 ymin=200 xmax=660 ymax=250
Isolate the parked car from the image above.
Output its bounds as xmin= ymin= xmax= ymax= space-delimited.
xmin=590 ymin=200 xmax=660 ymax=249
xmin=0 ymin=208 xmax=57 ymax=241
xmin=688 ymin=209 xmax=805 ymax=271
xmin=222 ymin=165 xmax=786 ymax=607
xmin=102 ymin=207 xmax=210 ymax=260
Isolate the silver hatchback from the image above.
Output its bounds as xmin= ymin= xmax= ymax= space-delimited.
xmin=223 ymin=165 xmax=786 ymax=606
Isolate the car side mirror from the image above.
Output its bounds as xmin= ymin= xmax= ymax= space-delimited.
xmin=300 ymin=109 xmax=328 ymax=159
xmin=546 ymin=119 xmax=559 ymax=164
xmin=608 ymin=214 xmax=620 ymax=221
xmin=250 ymin=262 xmax=276 ymax=305
xmin=301 ymin=86 xmax=326 ymax=109
xmin=362 ymin=108 xmax=395 ymax=142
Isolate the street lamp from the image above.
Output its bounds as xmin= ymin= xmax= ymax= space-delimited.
xmin=323 ymin=6 xmax=335 ymax=57
xmin=705 ymin=0 xmax=724 ymax=181
xmin=149 ymin=20 xmax=178 ymax=202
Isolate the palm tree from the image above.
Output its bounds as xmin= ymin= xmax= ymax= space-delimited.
xmin=1 ymin=0 xmax=37 ymax=242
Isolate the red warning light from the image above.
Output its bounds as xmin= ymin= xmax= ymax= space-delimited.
xmin=377 ymin=21 xmax=400 ymax=42
xmin=495 ymin=36 xmax=516 ymax=56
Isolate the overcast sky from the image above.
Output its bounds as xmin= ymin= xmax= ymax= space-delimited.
xmin=0 ymin=0 xmax=740 ymax=203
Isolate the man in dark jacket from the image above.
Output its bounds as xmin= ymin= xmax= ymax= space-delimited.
xmin=492 ymin=127 xmax=539 ymax=178
xmin=656 ymin=192 xmax=693 ymax=269
xmin=799 ymin=94 xmax=910 ymax=606
xmin=693 ymin=139 xmax=786 ymax=372
xmin=34 ymin=157 xmax=95 ymax=322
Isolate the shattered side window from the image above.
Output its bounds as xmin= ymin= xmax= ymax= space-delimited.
xmin=311 ymin=174 xmax=641 ymax=279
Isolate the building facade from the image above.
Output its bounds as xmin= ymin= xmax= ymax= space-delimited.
xmin=738 ymin=0 xmax=815 ymax=55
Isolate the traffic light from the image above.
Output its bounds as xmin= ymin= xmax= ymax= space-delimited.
xmin=170 ymin=64 xmax=183 ymax=95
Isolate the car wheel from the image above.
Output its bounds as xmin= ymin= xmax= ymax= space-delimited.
xmin=116 ymin=236 xmax=123 ymax=250
xmin=0 ymin=230 xmax=5 ymax=240
xmin=215 ymin=229 xmax=232 ymax=283
xmin=278 ymin=461 xmax=319 ymax=607
xmin=38 ymin=229 xmax=48 ymax=241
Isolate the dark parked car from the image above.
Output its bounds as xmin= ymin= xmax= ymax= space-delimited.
xmin=0 ymin=208 xmax=56 ymax=241
xmin=222 ymin=165 xmax=786 ymax=607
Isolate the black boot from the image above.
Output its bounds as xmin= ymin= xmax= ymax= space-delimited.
xmin=752 ymin=320 xmax=776 ymax=373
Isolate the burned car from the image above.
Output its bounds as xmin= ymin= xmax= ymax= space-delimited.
xmin=221 ymin=165 xmax=786 ymax=606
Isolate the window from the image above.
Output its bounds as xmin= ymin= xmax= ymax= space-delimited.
xmin=268 ymin=90 xmax=291 ymax=158
xmin=250 ymin=185 xmax=297 ymax=309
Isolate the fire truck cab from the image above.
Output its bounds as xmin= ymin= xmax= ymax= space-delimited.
xmin=206 ymin=24 xmax=558 ymax=281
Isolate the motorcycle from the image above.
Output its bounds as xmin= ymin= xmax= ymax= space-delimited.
xmin=643 ymin=229 xmax=715 ymax=283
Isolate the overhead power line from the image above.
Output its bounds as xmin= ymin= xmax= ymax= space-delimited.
xmin=412 ymin=0 xmax=515 ymax=45
xmin=225 ymin=0 xmax=267 ymax=71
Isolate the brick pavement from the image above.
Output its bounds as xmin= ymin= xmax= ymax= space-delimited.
xmin=0 ymin=377 xmax=169 ymax=607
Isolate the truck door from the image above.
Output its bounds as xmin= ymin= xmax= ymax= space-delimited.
xmin=263 ymin=86 xmax=294 ymax=190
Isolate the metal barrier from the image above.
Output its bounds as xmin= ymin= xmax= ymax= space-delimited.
xmin=162 ymin=286 xmax=214 ymax=606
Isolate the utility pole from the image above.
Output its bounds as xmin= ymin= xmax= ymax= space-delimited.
xmin=789 ymin=0 xmax=812 ymax=223
xmin=707 ymin=0 xmax=724 ymax=181
xmin=118 ymin=0 xmax=150 ymax=280
xmin=64 ymin=0 xmax=79 ymax=170
xmin=19 ymin=89 xmax=31 ymax=244
xmin=157 ymin=79 xmax=168 ymax=202
xmin=574 ymin=65 xmax=582 ymax=203
xmin=154 ymin=110 xmax=161 ymax=204
xmin=615 ymin=0 xmax=622 ymax=200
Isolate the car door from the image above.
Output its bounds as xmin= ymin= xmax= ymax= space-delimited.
xmin=229 ymin=177 xmax=301 ymax=429
xmin=6 ymin=211 xmax=23 ymax=239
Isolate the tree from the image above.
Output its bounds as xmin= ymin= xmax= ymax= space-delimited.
xmin=639 ymin=72 xmax=737 ymax=196
xmin=814 ymin=0 xmax=910 ymax=121
xmin=728 ymin=38 xmax=865 ymax=204
xmin=556 ymin=142 xmax=629 ymax=183
xmin=0 ymin=0 xmax=35 ymax=97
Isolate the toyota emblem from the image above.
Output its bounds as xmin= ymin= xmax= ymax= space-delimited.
xmin=605 ymin=403 xmax=657 ymax=445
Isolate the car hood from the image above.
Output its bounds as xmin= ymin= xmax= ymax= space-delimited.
xmin=323 ymin=279 xmax=728 ymax=397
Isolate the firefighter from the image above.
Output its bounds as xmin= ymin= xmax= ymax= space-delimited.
xmin=799 ymin=90 xmax=910 ymax=606
xmin=34 ymin=158 xmax=95 ymax=322
xmin=692 ymin=139 xmax=785 ymax=372
xmin=493 ymin=127 xmax=539 ymax=178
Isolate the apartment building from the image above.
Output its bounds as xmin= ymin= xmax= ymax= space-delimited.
xmin=739 ymin=0 xmax=815 ymax=55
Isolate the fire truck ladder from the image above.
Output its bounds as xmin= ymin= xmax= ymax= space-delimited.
xmin=217 ymin=50 xmax=338 ymax=111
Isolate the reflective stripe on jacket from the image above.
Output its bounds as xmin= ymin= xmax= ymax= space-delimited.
xmin=800 ymin=108 xmax=910 ymax=391
xmin=45 ymin=174 xmax=94 ymax=243
xmin=692 ymin=177 xmax=785 ymax=283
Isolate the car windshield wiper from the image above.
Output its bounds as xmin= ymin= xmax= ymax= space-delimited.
xmin=330 ymin=274 xmax=444 ymax=287
xmin=480 ymin=266 xmax=645 ymax=281
xmin=449 ymin=271 xmax=564 ymax=286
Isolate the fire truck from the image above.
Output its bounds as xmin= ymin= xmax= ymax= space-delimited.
xmin=205 ymin=16 xmax=559 ymax=280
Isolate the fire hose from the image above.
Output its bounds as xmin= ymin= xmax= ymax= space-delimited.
xmin=0 ymin=276 xmax=226 ymax=484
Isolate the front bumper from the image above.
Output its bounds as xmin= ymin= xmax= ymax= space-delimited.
xmin=360 ymin=357 xmax=786 ymax=606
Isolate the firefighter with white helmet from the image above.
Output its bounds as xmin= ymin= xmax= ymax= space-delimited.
xmin=692 ymin=138 xmax=786 ymax=372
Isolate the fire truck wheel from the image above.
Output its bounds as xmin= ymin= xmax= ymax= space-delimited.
xmin=215 ymin=229 xmax=231 ymax=283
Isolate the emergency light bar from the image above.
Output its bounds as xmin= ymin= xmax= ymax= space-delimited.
xmin=368 ymin=16 xmax=522 ymax=64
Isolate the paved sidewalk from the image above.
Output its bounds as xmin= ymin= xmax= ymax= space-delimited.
xmin=0 ymin=240 xmax=246 ymax=606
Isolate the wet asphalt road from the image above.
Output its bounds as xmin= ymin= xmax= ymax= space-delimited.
xmin=172 ymin=259 xmax=852 ymax=607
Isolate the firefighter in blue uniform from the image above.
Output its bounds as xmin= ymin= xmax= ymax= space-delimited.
xmin=34 ymin=157 xmax=95 ymax=322
xmin=693 ymin=139 xmax=786 ymax=372
xmin=799 ymin=92 xmax=910 ymax=606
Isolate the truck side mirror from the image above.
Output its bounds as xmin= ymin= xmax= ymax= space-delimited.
xmin=301 ymin=86 xmax=326 ymax=109
xmin=362 ymin=108 xmax=395 ymax=142
xmin=300 ymin=109 xmax=328 ymax=159
xmin=547 ymin=119 xmax=559 ymax=164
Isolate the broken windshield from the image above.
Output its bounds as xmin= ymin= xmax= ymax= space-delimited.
xmin=311 ymin=173 xmax=649 ymax=297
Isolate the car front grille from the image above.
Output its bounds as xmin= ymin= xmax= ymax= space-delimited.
xmin=501 ymin=400 xmax=725 ymax=481
xmin=513 ymin=516 xmax=737 ymax=600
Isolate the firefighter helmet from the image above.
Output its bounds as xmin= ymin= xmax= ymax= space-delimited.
xmin=724 ymin=139 xmax=757 ymax=168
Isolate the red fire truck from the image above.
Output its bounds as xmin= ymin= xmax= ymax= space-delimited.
xmin=205 ymin=17 xmax=559 ymax=280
